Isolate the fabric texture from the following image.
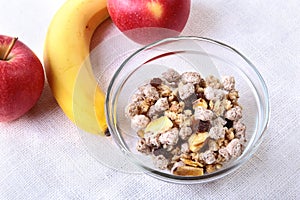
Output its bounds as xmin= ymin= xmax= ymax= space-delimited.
xmin=0 ymin=0 xmax=299 ymax=199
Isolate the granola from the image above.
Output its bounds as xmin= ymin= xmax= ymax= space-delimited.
xmin=126 ymin=69 xmax=247 ymax=176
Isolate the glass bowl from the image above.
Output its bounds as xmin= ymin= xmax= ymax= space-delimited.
xmin=105 ymin=36 xmax=269 ymax=184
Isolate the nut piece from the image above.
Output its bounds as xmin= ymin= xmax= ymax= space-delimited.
xmin=184 ymin=109 xmax=193 ymax=116
xmin=170 ymin=147 xmax=181 ymax=156
xmin=212 ymin=99 xmax=226 ymax=117
xmin=178 ymin=82 xmax=195 ymax=100
xmin=153 ymin=155 xmax=169 ymax=170
xmin=162 ymin=69 xmax=181 ymax=83
xmin=139 ymin=100 xmax=150 ymax=113
xmin=173 ymin=166 xmax=204 ymax=176
xmin=190 ymin=152 xmax=200 ymax=161
xmin=144 ymin=116 xmax=173 ymax=134
xmin=179 ymin=126 xmax=193 ymax=140
xmin=181 ymin=113 xmax=192 ymax=128
xmin=206 ymin=164 xmax=216 ymax=173
xmin=169 ymin=101 xmax=185 ymax=113
xmin=131 ymin=115 xmax=150 ymax=130
xmin=219 ymin=147 xmax=230 ymax=161
xmin=233 ymin=120 xmax=246 ymax=142
xmin=136 ymin=138 xmax=151 ymax=154
xmin=233 ymin=120 xmax=246 ymax=133
xmin=159 ymin=127 xmax=179 ymax=146
xmin=188 ymin=132 xmax=209 ymax=152
xmin=222 ymin=76 xmax=235 ymax=91
xmin=157 ymin=84 xmax=172 ymax=97
xmin=225 ymin=106 xmax=242 ymax=121
xmin=171 ymin=161 xmax=184 ymax=173
xmin=204 ymin=86 xmax=225 ymax=101
xmin=138 ymin=84 xmax=159 ymax=102
xmin=181 ymin=72 xmax=201 ymax=84
xmin=194 ymin=106 xmax=214 ymax=121
xmin=233 ymin=120 xmax=246 ymax=141
xmin=180 ymin=158 xmax=203 ymax=167
xmin=225 ymin=128 xmax=235 ymax=140
xmin=168 ymin=91 xmax=179 ymax=102
xmin=206 ymin=75 xmax=223 ymax=89
xmin=181 ymin=143 xmax=190 ymax=153
xmin=212 ymin=117 xmax=227 ymax=127
xmin=147 ymin=105 xmax=157 ymax=119
xmin=125 ymin=103 xmax=140 ymax=118
xmin=227 ymin=90 xmax=239 ymax=102
xmin=164 ymin=110 xmax=178 ymax=121
xmin=144 ymin=132 xmax=160 ymax=147
xmin=215 ymin=164 xmax=223 ymax=170
xmin=154 ymin=97 xmax=169 ymax=112
xmin=200 ymin=150 xmax=216 ymax=164
xmin=208 ymin=139 xmax=219 ymax=151
xmin=226 ymin=138 xmax=243 ymax=157
xmin=204 ymin=86 xmax=215 ymax=100
xmin=131 ymin=93 xmax=144 ymax=103
xmin=216 ymin=138 xmax=225 ymax=147
xmin=224 ymin=99 xmax=233 ymax=110
xmin=137 ymin=129 xmax=145 ymax=138
xmin=193 ymin=98 xmax=208 ymax=109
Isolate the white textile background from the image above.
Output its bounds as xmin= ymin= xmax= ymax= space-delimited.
xmin=0 ymin=0 xmax=299 ymax=199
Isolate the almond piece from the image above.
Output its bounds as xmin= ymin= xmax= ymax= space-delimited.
xmin=145 ymin=116 xmax=173 ymax=134
xmin=188 ymin=132 xmax=209 ymax=152
xmin=173 ymin=166 xmax=204 ymax=176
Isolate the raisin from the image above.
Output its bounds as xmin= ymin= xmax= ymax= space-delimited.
xmin=199 ymin=78 xmax=207 ymax=88
xmin=167 ymin=162 xmax=175 ymax=170
xmin=150 ymin=78 xmax=162 ymax=87
xmin=225 ymin=119 xmax=234 ymax=129
xmin=198 ymin=120 xmax=210 ymax=132
xmin=183 ymin=94 xmax=197 ymax=108
xmin=196 ymin=92 xmax=206 ymax=100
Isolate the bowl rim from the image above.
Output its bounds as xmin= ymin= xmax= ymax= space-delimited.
xmin=105 ymin=36 xmax=270 ymax=184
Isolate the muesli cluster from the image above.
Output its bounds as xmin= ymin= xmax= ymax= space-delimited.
xmin=125 ymin=69 xmax=247 ymax=176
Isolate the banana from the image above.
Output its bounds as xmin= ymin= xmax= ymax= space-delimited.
xmin=44 ymin=0 xmax=110 ymax=134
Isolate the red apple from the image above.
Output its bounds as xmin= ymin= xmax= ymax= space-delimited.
xmin=107 ymin=0 xmax=191 ymax=44
xmin=0 ymin=35 xmax=44 ymax=122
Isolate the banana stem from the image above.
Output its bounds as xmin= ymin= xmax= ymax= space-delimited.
xmin=3 ymin=37 xmax=18 ymax=60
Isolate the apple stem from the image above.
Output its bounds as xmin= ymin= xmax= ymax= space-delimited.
xmin=3 ymin=37 xmax=18 ymax=60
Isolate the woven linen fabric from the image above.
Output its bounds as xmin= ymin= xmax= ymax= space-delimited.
xmin=0 ymin=0 xmax=299 ymax=199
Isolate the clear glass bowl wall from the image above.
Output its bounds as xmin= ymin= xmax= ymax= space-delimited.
xmin=105 ymin=36 xmax=269 ymax=184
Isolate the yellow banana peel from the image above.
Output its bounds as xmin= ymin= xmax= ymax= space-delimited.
xmin=44 ymin=0 xmax=109 ymax=134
